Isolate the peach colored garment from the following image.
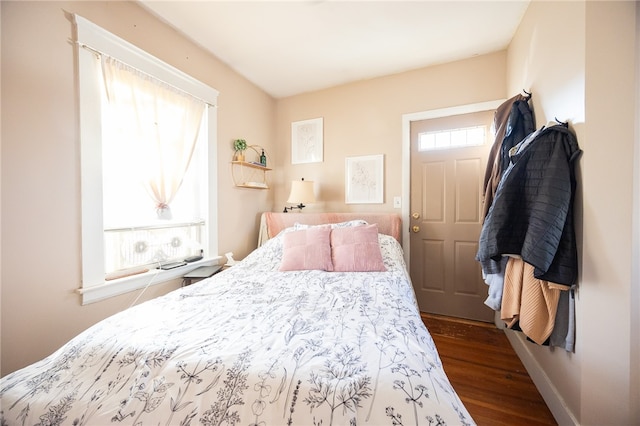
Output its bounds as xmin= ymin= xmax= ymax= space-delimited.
xmin=501 ymin=257 xmax=563 ymax=345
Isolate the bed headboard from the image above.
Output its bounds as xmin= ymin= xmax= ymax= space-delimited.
xmin=258 ymin=212 xmax=402 ymax=246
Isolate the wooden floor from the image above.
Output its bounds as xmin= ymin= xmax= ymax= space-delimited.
xmin=421 ymin=313 xmax=557 ymax=426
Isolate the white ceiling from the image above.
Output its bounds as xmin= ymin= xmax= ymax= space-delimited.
xmin=139 ymin=1 xmax=530 ymax=98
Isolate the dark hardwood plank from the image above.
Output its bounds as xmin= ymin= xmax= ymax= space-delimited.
xmin=421 ymin=313 xmax=557 ymax=426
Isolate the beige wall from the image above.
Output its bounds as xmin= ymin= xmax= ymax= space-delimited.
xmin=507 ymin=1 xmax=639 ymax=424
xmin=1 ymin=1 xmax=275 ymax=376
xmin=274 ymin=52 xmax=507 ymax=213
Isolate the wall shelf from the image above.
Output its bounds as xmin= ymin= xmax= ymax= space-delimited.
xmin=231 ymin=145 xmax=271 ymax=189
xmin=231 ymin=161 xmax=271 ymax=171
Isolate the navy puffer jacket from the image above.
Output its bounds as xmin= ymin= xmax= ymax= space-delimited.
xmin=476 ymin=125 xmax=581 ymax=286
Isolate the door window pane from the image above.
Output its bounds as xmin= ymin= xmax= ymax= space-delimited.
xmin=418 ymin=125 xmax=487 ymax=151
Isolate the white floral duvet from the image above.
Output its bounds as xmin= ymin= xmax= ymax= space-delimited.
xmin=0 ymin=233 xmax=474 ymax=426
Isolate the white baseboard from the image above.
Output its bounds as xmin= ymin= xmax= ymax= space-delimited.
xmin=504 ymin=329 xmax=579 ymax=426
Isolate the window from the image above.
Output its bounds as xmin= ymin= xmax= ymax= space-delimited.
xmin=75 ymin=15 xmax=219 ymax=304
xmin=418 ymin=125 xmax=487 ymax=151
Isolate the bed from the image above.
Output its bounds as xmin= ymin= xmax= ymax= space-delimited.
xmin=0 ymin=213 xmax=474 ymax=426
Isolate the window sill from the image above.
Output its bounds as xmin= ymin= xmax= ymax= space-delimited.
xmin=77 ymin=257 xmax=222 ymax=305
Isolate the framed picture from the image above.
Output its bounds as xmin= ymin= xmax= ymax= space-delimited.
xmin=291 ymin=117 xmax=323 ymax=164
xmin=345 ymin=154 xmax=384 ymax=204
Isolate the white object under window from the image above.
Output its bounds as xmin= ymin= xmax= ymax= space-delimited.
xmin=75 ymin=15 xmax=219 ymax=304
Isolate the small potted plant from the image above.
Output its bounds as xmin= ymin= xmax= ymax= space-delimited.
xmin=233 ymin=139 xmax=247 ymax=162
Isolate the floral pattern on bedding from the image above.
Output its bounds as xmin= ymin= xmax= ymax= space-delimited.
xmin=0 ymin=234 xmax=474 ymax=426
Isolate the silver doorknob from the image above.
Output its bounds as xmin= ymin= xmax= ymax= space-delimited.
xmin=412 ymin=212 xmax=420 ymax=220
xmin=412 ymin=225 xmax=420 ymax=233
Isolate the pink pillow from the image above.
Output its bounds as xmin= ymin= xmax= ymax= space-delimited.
xmin=331 ymin=224 xmax=387 ymax=272
xmin=279 ymin=226 xmax=334 ymax=271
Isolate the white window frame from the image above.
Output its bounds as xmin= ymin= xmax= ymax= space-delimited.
xmin=75 ymin=15 xmax=219 ymax=304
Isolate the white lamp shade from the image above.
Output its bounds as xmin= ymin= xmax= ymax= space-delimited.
xmin=287 ymin=180 xmax=316 ymax=204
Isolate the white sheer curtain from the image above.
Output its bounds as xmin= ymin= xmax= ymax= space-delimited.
xmin=100 ymin=56 xmax=205 ymax=219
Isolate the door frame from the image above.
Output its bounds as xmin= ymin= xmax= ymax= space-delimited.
xmin=400 ymin=99 xmax=505 ymax=267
